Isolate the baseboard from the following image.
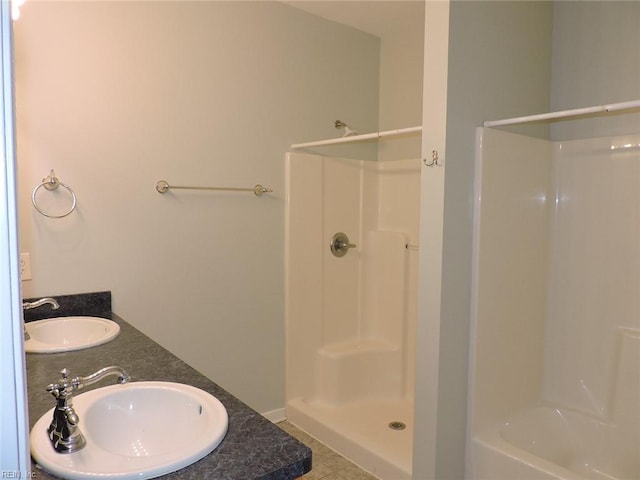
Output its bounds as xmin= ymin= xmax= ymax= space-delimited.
xmin=262 ymin=407 xmax=286 ymax=423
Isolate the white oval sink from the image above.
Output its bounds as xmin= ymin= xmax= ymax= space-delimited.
xmin=25 ymin=316 xmax=120 ymax=353
xmin=31 ymin=381 xmax=228 ymax=480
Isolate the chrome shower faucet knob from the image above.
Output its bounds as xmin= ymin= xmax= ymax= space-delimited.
xmin=330 ymin=232 xmax=356 ymax=257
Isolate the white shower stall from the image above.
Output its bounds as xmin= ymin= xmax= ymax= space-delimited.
xmin=467 ymin=126 xmax=640 ymax=479
xmin=285 ymin=151 xmax=420 ymax=479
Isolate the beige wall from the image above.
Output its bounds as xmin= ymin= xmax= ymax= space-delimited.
xmin=550 ymin=1 xmax=640 ymax=141
xmin=14 ymin=1 xmax=380 ymax=413
xmin=377 ymin=4 xmax=424 ymax=162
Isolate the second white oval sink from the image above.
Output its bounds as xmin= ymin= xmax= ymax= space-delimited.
xmin=30 ymin=382 xmax=229 ymax=479
xmin=25 ymin=316 xmax=120 ymax=353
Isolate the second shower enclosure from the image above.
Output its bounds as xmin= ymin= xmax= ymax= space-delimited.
xmin=285 ymin=151 xmax=420 ymax=478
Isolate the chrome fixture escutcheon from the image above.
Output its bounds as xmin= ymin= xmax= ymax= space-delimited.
xmin=330 ymin=232 xmax=356 ymax=258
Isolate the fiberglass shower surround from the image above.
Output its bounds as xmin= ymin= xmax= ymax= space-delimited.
xmin=467 ymin=100 xmax=640 ymax=480
xmin=285 ymin=151 xmax=420 ymax=480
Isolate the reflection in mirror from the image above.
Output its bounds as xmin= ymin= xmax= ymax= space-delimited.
xmin=13 ymin=2 xmax=424 ymax=477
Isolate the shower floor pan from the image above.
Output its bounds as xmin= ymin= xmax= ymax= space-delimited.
xmin=287 ymin=397 xmax=413 ymax=480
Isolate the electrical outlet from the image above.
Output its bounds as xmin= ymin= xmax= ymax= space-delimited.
xmin=20 ymin=253 xmax=32 ymax=281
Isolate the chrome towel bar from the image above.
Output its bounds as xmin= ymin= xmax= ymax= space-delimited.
xmin=155 ymin=180 xmax=272 ymax=196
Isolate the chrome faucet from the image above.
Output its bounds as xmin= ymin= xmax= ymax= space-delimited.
xmin=22 ymin=297 xmax=60 ymax=340
xmin=46 ymin=366 xmax=130 ymax=453
xmin=23 ymin=297 xmax=60 ymax=311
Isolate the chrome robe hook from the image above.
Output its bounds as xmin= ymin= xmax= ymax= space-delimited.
xmin=424 ymin=150 xmax=441 ymax=167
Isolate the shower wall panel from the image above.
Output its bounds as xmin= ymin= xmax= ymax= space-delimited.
xmin=286 ymin=152 xmax=419 ymax=479
xmin=286 ymin=152 xmax=420 ymax=405
xmin=322 ymin=158 xmax=364 ymax=346
xmin=469 ymin=128 xmax=553 ymax=433
xmin=361 ymin=230 xmax=407 ymax=345
xmin=469 ymin=130 xmax=640 ymax=479
xmin=377 ymin=159 xmax=421 ymax=397
xmin=544 ymin=133 xmax=640 ymax=417
xmin=285 ymin=152 xmax=324 ymax=403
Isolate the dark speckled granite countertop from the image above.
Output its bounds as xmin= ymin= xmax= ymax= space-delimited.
xmin=25 ymin=292 xmax=311 ymax=480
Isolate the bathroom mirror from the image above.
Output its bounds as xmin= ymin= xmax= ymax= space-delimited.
xmin=13 ymin=0 xmax=424 ymax=415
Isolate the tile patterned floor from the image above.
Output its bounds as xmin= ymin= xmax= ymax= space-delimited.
xmin=277 ymin=421 xmax=379 ymax=480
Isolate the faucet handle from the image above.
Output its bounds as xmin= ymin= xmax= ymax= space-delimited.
xmin=46 ymin=368 xmax=77 ymax=398
xmin=46 ymin=384 xmax=60 ymax=399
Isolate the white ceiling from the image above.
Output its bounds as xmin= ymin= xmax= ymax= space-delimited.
xmin=281 ymin=1 xmax=425 ymax=40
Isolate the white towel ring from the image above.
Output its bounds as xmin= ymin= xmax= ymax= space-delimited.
xmin=31 ymin=170 xmax=77 ymax=218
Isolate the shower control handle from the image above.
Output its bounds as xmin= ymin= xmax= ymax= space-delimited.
xmin=330 ymin=232 xmax=356 ymax=257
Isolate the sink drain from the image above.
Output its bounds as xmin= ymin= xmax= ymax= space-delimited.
xmin=388 ymin=421 xmax=406 ymax=430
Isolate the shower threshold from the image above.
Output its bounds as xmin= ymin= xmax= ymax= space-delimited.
xmin=287 ymin=397 xmax=413 ymax=480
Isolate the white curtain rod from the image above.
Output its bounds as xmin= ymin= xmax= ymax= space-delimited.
xmin=291 ymin=126 xmax=422 ymax=149
xmin=484 ymin=100 xmax=640 ymax=128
